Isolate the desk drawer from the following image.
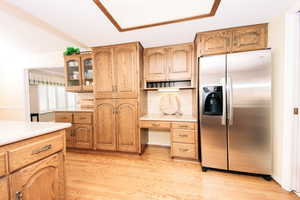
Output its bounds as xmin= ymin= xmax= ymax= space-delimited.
xmin=172 ymin=129 xmax=195 ymax=144
xmin=172 ymin=122 xmax=196 ymax=130
xmin=140 ymin=121 xmax=171 ymax=129
xmin=8 ymin=133 xmax=64 ymax=172
xmin=172 ymin=143 xmax=196 ymax=159
xmin=74 ymin=113 xmax=92 ymax=124
xmin=55 ymin=113 xmax=73 ymax=123
xmin=0 ymin=177 xmax=8 ymax=200
xmin=0 ymin=153 xmax=7 ymax=177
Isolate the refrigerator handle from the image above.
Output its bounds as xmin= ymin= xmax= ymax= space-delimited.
xmin=221 ymin=78 xmax=226 ymax=126
xmin=228 ymin=77 xmax=233 ymax=126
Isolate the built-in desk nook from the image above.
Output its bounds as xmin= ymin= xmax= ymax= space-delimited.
xmin=139 ymin=114 xmax=198 ymax=160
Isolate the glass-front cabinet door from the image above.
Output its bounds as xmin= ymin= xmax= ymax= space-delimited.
xmin=65 ymin=55 xmax=82 ymax=91
xmin=81 ymin=54 xmax=93 ymax=92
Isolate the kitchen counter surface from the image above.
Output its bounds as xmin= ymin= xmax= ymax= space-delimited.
xmin=0 ymin=121 xmax=71 ymax=146
xmin=140 ymin=114 xmax=197 ymax=122
xmin=40 ymin=107 xmax=94 ymax=114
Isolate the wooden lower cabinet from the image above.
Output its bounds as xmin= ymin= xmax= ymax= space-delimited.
xmin=10 ymin=152 xmax=64 ymax=200
xmin=0 ymin=177 xmax=8 ymax=200
xmin=73 ymin=124 xmax=93 ymax=149
xmin=55 ymin=112 xmax=94 ymax=150
xmin=95 ymin=99 xmax=139 ymax=153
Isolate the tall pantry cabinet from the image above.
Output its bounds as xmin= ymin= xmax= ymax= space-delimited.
xmin=92 ymin=42 xmax=147 ymax=153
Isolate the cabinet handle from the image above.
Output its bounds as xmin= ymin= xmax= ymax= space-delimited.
xmin=179 ymin=148 xmax=189 ymax=152
xmin=16 ymin=191 xmax=23 ymax=200
xmin=179 ymin=125 xmax=188 ymax=128
xmin=79 ymin=117 xmax=87 ymax=120
xmin=152 ymin=123 xmax=160 ymax=127
xmin=32 ymin=144 xmax=52 ymax=155
xmin=179 ymin=134 xmax=188 ymax=138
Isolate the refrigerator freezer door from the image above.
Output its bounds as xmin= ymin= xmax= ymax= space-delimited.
xmin=199 ymin=55 xmax=228 ymax=170
xmin=227 ymin=50 xmax=272 ymax=174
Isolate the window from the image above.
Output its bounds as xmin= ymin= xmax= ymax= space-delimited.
xmin=37 ymin=85 xmax=77 ymax=112
xmin=56 ymin=86 xmax=66 ymax=109
xmin=38 ymin=85 xmax=48 ymax=112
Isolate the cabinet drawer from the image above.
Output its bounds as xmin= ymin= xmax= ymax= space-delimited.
xmin=172 ymin=122 xmax=196 ymax=130
xmin=172 ymin=129 xmax=195 ymax=144
xmin=0 ymin=153 xmax=7 ymax=177
xmin=8 ymin=133 xmax=64 ymax=172
xmin=172 ymin=143 xmax=196 ymax=159
xmin=140 ymin=121 xmax=171 ymax=130
xmin=73 ymin=113 xmax=93 ymax=124
xmin=0 ymin=177 xmax=9 ymax=200
xmin=55 ymin=113 xmax=73 ymax=123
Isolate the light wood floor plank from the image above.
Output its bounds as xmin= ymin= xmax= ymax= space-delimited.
xmin=65 ymin=146 xmax=299 ymax=200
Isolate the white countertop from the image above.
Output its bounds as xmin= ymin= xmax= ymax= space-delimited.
xmin=0 ymin=121 xmax=71 ymax=146
xmin=39 ymin=107 xmax=94 ymax=114
xmin=140 ymin=114 xmax=197 ymax=122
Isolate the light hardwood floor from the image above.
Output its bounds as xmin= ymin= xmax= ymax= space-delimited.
xmin=66 ymin=146 xmax=299 ymax=200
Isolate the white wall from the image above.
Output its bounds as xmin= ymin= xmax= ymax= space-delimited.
xmin=268 ymin=0 xmax=300 ymax=185
xmin=147 ymin=90 xmax=193 ymax=146
xmin=0 ymin=7 xmax=82 ymax=121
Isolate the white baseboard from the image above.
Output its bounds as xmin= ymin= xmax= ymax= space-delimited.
xmin=295 ymin=192 xmax=300 ymax=197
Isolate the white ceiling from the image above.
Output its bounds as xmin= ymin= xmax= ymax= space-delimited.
xmin=101 ymin=0 xmax=214 ymax=28
xmin=0 ymin=9 xmax=73 ymax=54
xmin=5 ymin=0 xmax=297 ymax=48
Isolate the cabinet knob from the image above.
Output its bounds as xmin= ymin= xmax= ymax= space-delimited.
xmin=16 ymin=191 xmax=23 ymax=200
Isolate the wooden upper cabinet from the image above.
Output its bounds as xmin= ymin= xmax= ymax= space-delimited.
xmin=196 ymin=24 xmax=268 ymax=56
xmin=73 ymin=124 xmax=93 ymax=149
xmin=114 ymin=45 xmax=138 ymax=99
xmin=95 ymin=100 xmax=116 ymax=151
xmin=93 ymin=48 xmax=115 ymax=99
xmin=93 ymin=43 xmax=140 ymax=99
xmin=10 ymin=153 xmax=64 ymax=200
xmin=116 ymin=99 xmax=138 ymax=153
xmin=144 ymin=48 xmax=168 ymax=81
xmin=231 ymin=24 xmax=268 ymax=52
xmin=198 ymin=30 xmax=232 ymax=56
xmin=64 ymin=55 xmax=82 ymax=92
xmin=168 ymin=44 xmax=193 ymax=81
xmin=64 ymin=53 xmax=93 ymax=92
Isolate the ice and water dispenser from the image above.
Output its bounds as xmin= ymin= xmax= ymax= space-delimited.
xmin=202 ymin=86 xmax=223 ymax=116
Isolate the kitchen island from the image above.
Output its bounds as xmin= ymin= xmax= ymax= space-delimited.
xmin=0 ymin=121 xmax=71 ymax=200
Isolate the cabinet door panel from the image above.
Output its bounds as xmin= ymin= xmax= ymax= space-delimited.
xmin=232 ymin=24 xmax=267 ymax=52
xmin=64 ymin=55 xmax=82 ymax=92
xmin=10 ymin=153 xmax=64 ymax=200
xmin=144 ymin=48 xmax=168 ymax=81
xmin=81 ymin=53 xmax=93 ymax=92
xmin=0 ymin=178 xmax=8 ymax=200
xmin=73 ymin=124 xmax=93 ymax=149
xmin=199 ymin=30 xmax=231 ymax=56
xmin=66 ymin=126 xmax=74 ymax=148
xmin=95 ymin=100 xmax=116 ymax=151
xmin=114 ymin=45 xmax=138 ymax=98
xmin=168 ymin=44 xmax=193 ymax=80
xmin=93 ymin=48 xmax=115 ymax=99
xmin=116 ymin=99 xmax=138 ymax=153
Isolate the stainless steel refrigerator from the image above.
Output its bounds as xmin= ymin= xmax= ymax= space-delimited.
xmin=199 ymin=49 xmax=272 ymax=176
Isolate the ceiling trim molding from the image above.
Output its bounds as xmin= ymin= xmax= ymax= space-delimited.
xmin=93 ymin=0 xmax=221 ymax=32
xmin=0 ymin=1 xmax=89 ymax=49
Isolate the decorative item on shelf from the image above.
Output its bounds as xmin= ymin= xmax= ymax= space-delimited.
xmin=159 ymin=94 xmax=182 ymax=115
xmin=64 ymin=47 xmax=80 ymax=56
